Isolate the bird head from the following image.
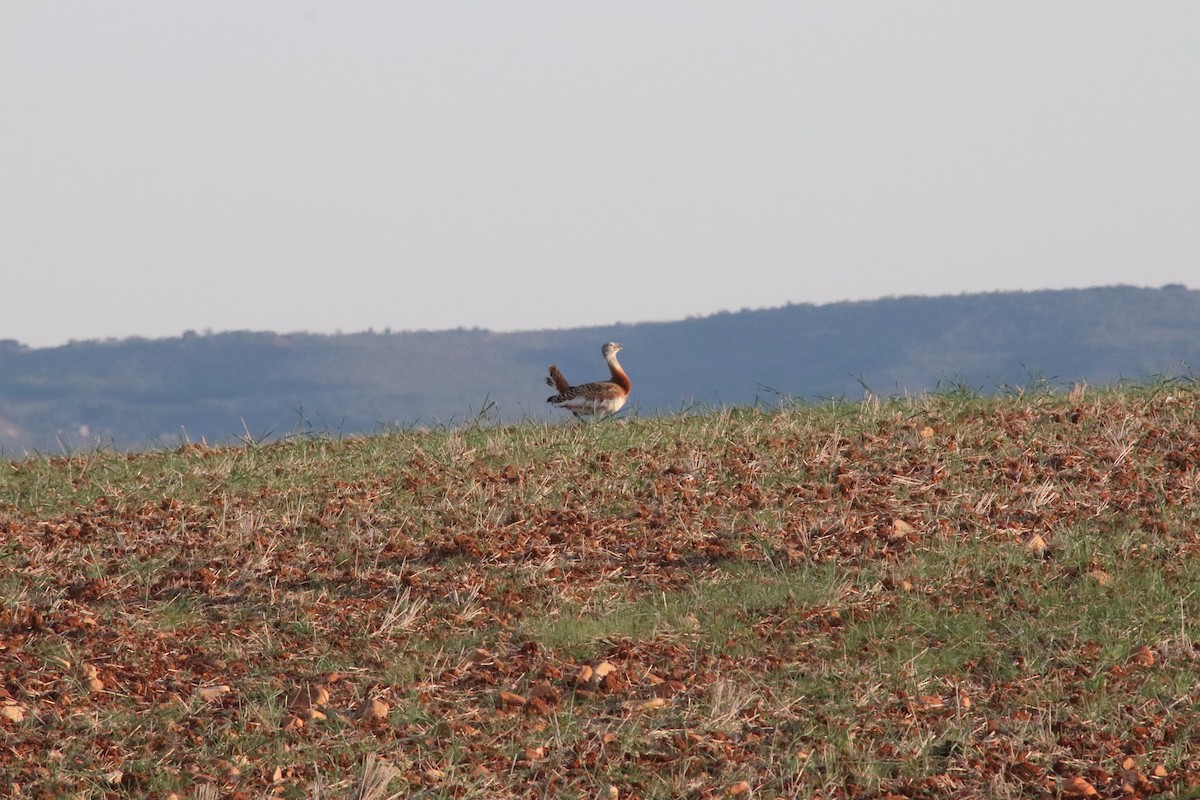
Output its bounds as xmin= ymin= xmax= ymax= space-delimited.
xmin=602 ymin=342 xmax=623 ymax=358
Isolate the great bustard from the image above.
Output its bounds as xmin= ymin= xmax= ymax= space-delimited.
xmin=545 ymin=342 xmax=630 ymax=421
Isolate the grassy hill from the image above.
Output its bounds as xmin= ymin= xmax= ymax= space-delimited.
xmin=3 ymin=384 xmax=1200 ymax=798
xmin=1 ymin=285 xmax=1198 ymax=452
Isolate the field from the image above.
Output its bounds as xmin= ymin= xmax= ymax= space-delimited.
xmin=3 ymin=384 xmax=1200 ymax=799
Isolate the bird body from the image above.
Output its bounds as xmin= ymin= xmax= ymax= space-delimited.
xmin=545 ymin=342 xmax=630 ymax=421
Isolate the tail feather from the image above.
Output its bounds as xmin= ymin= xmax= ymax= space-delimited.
xmin=546 ymin=364 xmax=571 ymax=394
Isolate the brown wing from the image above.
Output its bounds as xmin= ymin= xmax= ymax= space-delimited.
xmin=549 ymin=379 xmax=625 ymax=405
xmin=565 ymin=381 xmax=626 ymax=401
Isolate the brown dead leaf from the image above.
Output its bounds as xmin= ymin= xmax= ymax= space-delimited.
xmin=918 ymin=694 xmax=945 ymax=710
xmin=287 ymin=685 xmax=330 ymax=712
xmin=586 ymin=660 xmax=625 ymax=692
xmin=0 ymin=702 xmax=26 ymax=724
xmin=726 ymin=780 xmax=752 ymax=796
xmin=498 ymin=690 xmax=527 ymax=707
xmin=528 ymin=681 xmax=561 ymax=706
xmin=357 ymin=698 xmax=390 ymax=720
xmin=592 ymin=661 xmax=617 ymax=679
xmin=196 ymin=685 xmax=231 ymax=703
xmin=1062 ymin=776 xmax=1098 ymax=797
xmin=919 ymin=426 xmax=935 ymax=439
xmin=1008 ymin=760 xmax=1041 ymax=782
xmin=1122 ymin=769 xmax=1152 ymax=795
xmin=82 ymin=663 xmax=104 ymax=693
xmin=890 ymin=518 xmax=915 ymax=541
xmin=1128 ymin=645 xmax=1155 ymax=666
xmin=1024 ymin=533 xmax=1048 ymax=555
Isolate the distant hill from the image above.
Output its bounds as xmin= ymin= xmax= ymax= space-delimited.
xmin=1 ymin=285 xmax=1197 ymax=453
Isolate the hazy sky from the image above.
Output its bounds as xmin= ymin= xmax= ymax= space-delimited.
xmin=3 ymin=3 xmax=1198 ymax=348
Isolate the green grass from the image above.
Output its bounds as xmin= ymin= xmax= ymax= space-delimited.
xmin=525 ymin=561 xmax=850 ymax=658
xmin=2 ymin=383 xmax=1200 ymax=798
